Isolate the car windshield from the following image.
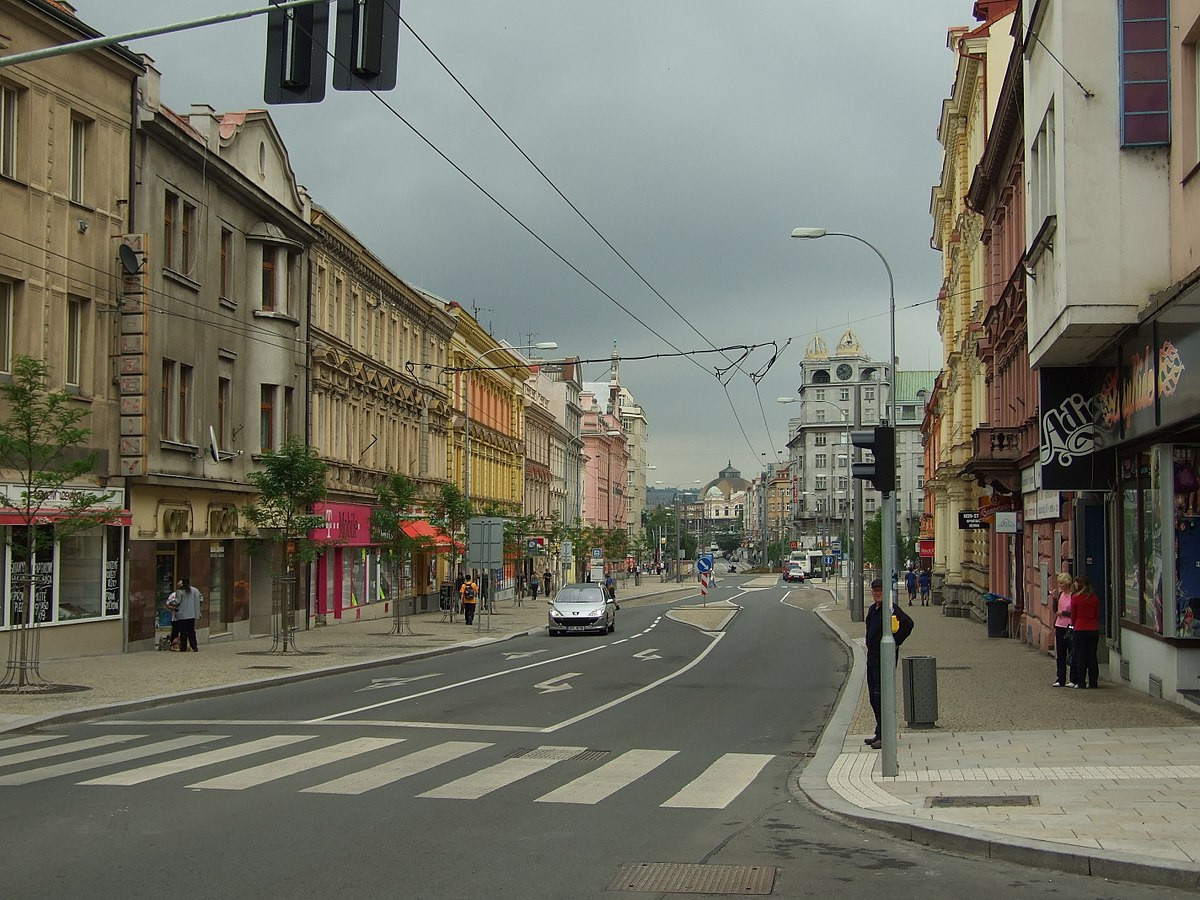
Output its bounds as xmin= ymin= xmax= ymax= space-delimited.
xmin=554 ymin=586 xmax=606 ymax=604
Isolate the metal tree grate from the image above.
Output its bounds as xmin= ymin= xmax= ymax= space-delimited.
xmin=928 ymin=794 xmax=1037 ymax=808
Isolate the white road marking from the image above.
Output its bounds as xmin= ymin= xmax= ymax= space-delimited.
xmin=0 ymin=735 xmax=214 ymax=786
xmin=0 ymin=734 xmax=59 ymax=753
xmin=81 ymin=735 xmax=316 ymax=786
xmin=535 ymin=749 xmax=678 ymax=805
xmin=632 ymin=648 xmax=663 ymax=660
xmin=303 ymin=741 xmax=492 ymax=795
xmin=660 ymin=753 xmax=774 ymax=809
xmin=502 ymin=650 xmax=551 ymax=660
xmin=356 ymin=673 xmax=441 ymax=692
xmin=187 ymin=737 xmax=401 ymax=790
xmin=0 ymin=734 xmax=141 ymax=770
xmin=533 ymin=673 xmax=579 ymax=694
xmin=418 ymin=745 xmax=586 ymax=800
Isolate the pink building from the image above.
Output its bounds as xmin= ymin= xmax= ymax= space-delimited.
xmin=579 ymin=388 xmax=628 ymax=530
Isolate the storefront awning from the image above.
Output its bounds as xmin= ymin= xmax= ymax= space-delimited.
xmin=401 ymin=520 xmax=462 ymax=553
xmin=0 ymin=509 xmax=132 ymax=527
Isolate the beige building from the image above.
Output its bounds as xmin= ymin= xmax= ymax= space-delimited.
xmin=0 ymin=2 xmax=141 ymax=655
xmin=927 ymin=4 xmax=1015 ymax=616
xmin=308 ymin=207 xmax=455 ymax=622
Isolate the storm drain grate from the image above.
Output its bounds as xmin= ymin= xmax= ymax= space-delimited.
xmin=928 ymin=794 xmax=1037 ymax=808
xmin=244 ymin=665 xmax=293 ymax=670
xmin=937 ymin=665 xmax=971 ymax=671
xmin=506 ymin=747 xmax=609 ymax=761
xmin=607 ymin=863 xmax=775 ymax=895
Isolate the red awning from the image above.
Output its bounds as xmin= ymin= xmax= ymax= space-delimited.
xmin=401 ymin=520 xmax=462 ymax=553
xmin=0 ymin=510 xmax=131 ymax=527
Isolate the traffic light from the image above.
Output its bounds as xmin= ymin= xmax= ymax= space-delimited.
xmin=333 ymin=0 xmax=401 ymax=92
xmin=264 ymin=0 xmax=330 ymax=104
xmin=850 ymin=425 xmax=896 ymax=495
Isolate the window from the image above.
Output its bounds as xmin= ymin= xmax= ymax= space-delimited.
xmin=178 ymin=365 xmax=192 ymax=443
xmin=864 ymin=387 xmax=875 ymax=401
xmin=161 ymin=359 xmax=174 ymax=440
xmin=1119 ymin=0 xmax=1170 ymax=146
xmin=163 ymin=192 xmax=177 ymax=269
xmin=181 ymin=202 xmax=196 ymax=274
xmin=1 ymin=83 xmax=17 ymax=179
xmin=217 ymin=376 xmax=231 ymax=447
xmin=220 ymin=228 xmax=233 ymax=297
xmin=816 ymin=410 xmax=826 ymax=423
xmin=839 ymin=389 xmax=850 ymax=401
xmin=0 ymin=281 xmax=12 ymax=374
xmin=66 ymin=297 xmax=82 ymax=386
xmin=1030 ymin=106 xmax=1057 ymax=231
xmin=902 ymin=405 xmax=917 ymax=421
xmin=814 ymin=435 xmax=827 ymax=447
xmin=283 ymin=386 xmax=294 ymax=440
xmin=260 ymin=384 xmax=276 ymax=452
xmin=69 ymin=116 xmax=86 ymax=204
xmin=866 ymin=498 xmax=877 ymax=513
xmin=813 ymin=389 xmax=825 ymax=401
xmin=261 ymin=250 xmax=276 ymax=311
xmin=815 ymin=454 xmax=827 ymax=469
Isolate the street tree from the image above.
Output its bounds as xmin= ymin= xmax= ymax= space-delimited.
xmin=0 ymin=356 xmax=120 ymax=692
xmin=241 ymin=437 xmax=327 ymax=653
xmin=371 ymin=473 xmax=430 ymax=636
xmin=428 ymin=483 xmax=473 ymax=580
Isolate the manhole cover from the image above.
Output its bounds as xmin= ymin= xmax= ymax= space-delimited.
xmin=929 ymin=794 xmax=1037 ymax=808
xmin=607 ymin=863 xmax=775 ymax=895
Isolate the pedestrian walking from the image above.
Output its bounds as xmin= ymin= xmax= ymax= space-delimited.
xmin=904 ymin=569 xmax=917 ymax=606
xmin=531 ymin=577 xmax=540 ymax=602
xmin=1051 ymin=572 xmax=1074 ymax=687
xmin=918 ymin=569 xmax=931 ymax=606
xmin=542 ymin=570 xmax=552 ymax=597
xmin=864 ymin=577 xmax=914 ymax=749
xmin=1070 ymin=574 xmax=1101 ymax=688
xmin=172 ymin=577 xmax=203 ymax=653
xmin=460 ymin=574 xmax=479 ymax=625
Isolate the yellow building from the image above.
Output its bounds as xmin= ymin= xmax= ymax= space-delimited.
xmin=440 ymin=305 xmax=530 ymax=515
xmin=928 ymin=6 xmax=1015 ymax=616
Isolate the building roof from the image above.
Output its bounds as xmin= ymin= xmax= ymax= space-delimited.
xmin=894 ymin=371 xmax=938 ymax=404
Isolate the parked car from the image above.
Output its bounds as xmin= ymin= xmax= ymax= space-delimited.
xmin=548 ymin=583 xmax=616 ymax=636
xmin=782 ymin=562 xmax=806 ymax=583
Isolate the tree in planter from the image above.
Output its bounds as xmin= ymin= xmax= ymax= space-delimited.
xmin=0 ymin=356 xmax=120 ymax=692
xmin=427 ymin=483 xmax=473 ymax=586
xmin=241 ymin=438 xmax=327 ymax=653
xmin=371 ymin=473 xmax=431 ymax=636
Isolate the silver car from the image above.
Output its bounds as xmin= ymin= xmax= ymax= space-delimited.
xmin=547 ymin=583 xmax=616 ymax=636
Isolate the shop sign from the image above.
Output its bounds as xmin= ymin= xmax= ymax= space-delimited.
xmin=978 ymin=494 xmax=1016 ymax=523
xmin=1039 ymin=367 xmax=1118 ymax=490
xmin=994 ymin=511 xmax=1020 ymax=533
xmin=958 ymin=511 xmax=985 ymax=530
xmin=918 ymin=538 xmax=935 ymax=559
xmin=1023 ymin=490 xmax=1061 ymax=522
xmin=311 ymin=501 xmax=373 ymax=545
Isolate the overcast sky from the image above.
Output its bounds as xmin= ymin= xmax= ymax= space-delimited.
xmin=85 ymin=0 xmax=970 ymax=487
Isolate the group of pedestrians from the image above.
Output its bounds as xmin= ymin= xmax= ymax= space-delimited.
xmin=902 ymin=567 xmax=932 ymax=606
xmin=1051 ymin=572 xmax=1101 ymax=689
xmin=165 ymin=577 xmax=203 ymax=652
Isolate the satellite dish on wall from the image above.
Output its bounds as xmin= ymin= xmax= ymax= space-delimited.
xmin=209 ymin=426 xmax=222 ymax=464
xmin=118 ymin=243 xmax=143 ymax=275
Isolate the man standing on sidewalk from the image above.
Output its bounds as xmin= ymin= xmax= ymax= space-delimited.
xmin=173 ymin=577 xmax=203 ymax=653
xmin=865 ymin=577 xmax=913 ymax=749
xmin=460 ymin=574 xmax=479 ymax=626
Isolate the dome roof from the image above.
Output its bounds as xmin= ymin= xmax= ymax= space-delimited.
xmin=701 ymin=461 xmax=751 ymax=499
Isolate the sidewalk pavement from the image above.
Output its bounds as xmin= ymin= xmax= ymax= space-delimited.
xmin=0 ymin=577 xmax=698 ymax=732
xmin=789 ymin=577 xmax=1200 ymax=891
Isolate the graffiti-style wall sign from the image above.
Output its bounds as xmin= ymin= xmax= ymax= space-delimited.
xmin=1039 ymin=367 xmax=1117 ymax=491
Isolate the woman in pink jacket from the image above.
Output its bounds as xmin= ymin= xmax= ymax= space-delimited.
xmin=1051 ymin=572 xmax=1073 ymax=687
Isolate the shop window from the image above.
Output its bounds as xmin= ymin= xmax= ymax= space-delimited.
xmin=58 ymin=529 xmax=103 ymax=620
xmin=1173 ymin=446 xmax=1200 ymax=637
xmin=8 ymin=525 xmax=55 ymax=625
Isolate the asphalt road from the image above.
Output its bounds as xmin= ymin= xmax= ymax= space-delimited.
xmin=0 ymin=577 xmax=1192 ymax=899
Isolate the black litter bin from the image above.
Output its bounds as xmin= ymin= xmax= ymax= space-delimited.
xmin=984 ymin=593 xmax=1011 ymax=638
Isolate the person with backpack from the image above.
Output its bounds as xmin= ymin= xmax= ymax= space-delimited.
xmin=460 ymin=574 xmax=479 ymax=625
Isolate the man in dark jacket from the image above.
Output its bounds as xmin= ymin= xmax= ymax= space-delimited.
xmin=865 ymin=577 xmax=914 ymax=749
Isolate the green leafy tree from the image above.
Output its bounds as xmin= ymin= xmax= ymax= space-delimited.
xmin=715 ymin=532 xmax=742 ymax=556
xmin=0 ymin=356 xmax=120 ymax=691
xmin=428 ymin=483 xmax=474 ymax=579
xmin=241 ymin=437 xmax=328 ymax=653
xmin=371 ymin=473 xmax=429 ymax=636
xmin=863 ymin=510 xmax=882 ymax=570
xmin=603 ymin=528 xmax=628 ymax=564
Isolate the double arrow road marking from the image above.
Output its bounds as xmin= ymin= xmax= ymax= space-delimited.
xmin=534 ymin=649 xmax=662 ymax=693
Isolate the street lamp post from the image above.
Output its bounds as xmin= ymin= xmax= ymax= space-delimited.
xmin=791 ymin=226 xmax=899 ymax=777
xmin=463 ymin=341 xmax=557 ymax=506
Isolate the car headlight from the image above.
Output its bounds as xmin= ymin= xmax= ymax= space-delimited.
xmin=549 ymin=606 xmax=563 ymax=617
xmin=590 ymin=607 xmax=607 ymax=617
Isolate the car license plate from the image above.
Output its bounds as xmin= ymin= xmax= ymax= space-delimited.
xmin=566 ymin=625 xmax=589 ymax=631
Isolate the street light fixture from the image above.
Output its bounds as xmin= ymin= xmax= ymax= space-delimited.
xmin=790 ymin=225 xmax=900 ymax=777
xmin=464 ymin=341 xmax=557 ymax=505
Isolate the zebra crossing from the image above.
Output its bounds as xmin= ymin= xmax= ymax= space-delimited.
xmin=0 ymin=731 xmax=776 ymax=809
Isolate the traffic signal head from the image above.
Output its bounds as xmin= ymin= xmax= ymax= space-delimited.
xmin=850 ymin=425 xmax=896 ymax=495
xmin=264 ymin=1 xmax=330 ymax=104
xmin=333 ymin=0 xmax=401 ymax=92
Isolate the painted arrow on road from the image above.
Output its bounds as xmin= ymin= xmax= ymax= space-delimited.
xmin=502 ymin=650 xmax=551 ymax=660
xmin=355 ymin=673 xmax=441 ymax=692
xmin=534 ymin=673 xmax=580 ymax=693
xmin=632 ymin=648 xmax=663 ymax=660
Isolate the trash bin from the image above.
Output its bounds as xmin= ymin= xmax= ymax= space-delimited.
xmin=984 ymin=593 xmax=1011 ymax=638
xmin=902 ymin=655 xmax=938 ymax=726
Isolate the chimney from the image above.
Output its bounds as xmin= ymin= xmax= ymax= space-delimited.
xmin=136 ymin=55 xmax=161 ymax=118
xmin=188 ymin=104 xmax=220 ymax=150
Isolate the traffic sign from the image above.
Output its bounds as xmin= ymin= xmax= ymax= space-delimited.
xmin=824 ymin=556 xmax=834 ymax=566
xmin=591 ymin=547 xmax=603 ymax=559
xmin=696 ymin=555 xmax=713 ymax=574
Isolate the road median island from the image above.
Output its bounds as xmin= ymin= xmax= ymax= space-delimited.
xmin=667 ymin=600 xmax=740 ymax=631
